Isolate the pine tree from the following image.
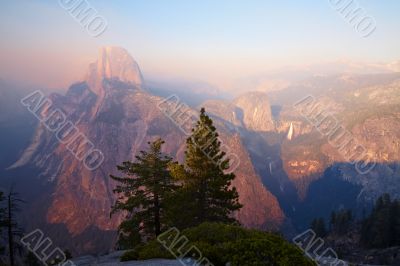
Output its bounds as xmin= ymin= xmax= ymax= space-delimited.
xmin=311 ymin=218 xmax=327 ymax=238
xmin=169 ymin=108 xmax=242 ymax=228
xmin=24 ymin=251 xmax=41 ymax=266
xmin=360 ymin=194 xmax=400 ymax=248
xmin=393 ymin=200 xmax=400 ymax=246
xmin=4 ymin=188 xmax=24 ymax=266
xmin=330 ymin=209 xmax=353 ymax=235
xmin=0 ymin=191 xmax=5 ymax=255
xmin=110 ymin=138 xmax=176 ymax=248
xmin=329 ymin=211 xmax=336 ymax=231
xmin=64 ymin=249 xmax=72 ymax=260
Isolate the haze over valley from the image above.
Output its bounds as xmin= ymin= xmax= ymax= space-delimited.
xmin=1 ymin=1 xmax=400 ymax=265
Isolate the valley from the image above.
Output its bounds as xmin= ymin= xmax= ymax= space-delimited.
xmin=1 ymin=47 xmax=399 ymax=257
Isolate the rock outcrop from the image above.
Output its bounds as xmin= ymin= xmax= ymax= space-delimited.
xmin=233 ymin=92 xmax=275 ymax=132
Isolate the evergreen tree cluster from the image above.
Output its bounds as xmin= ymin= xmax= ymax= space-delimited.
xmin=110 ymin=108 xmax=242 ymax=249
xmin=360 ymin=193 xmax=400 ymax=248
xmin=0 ymin=188 xmax=24 ymax=266
xmin=310 ymin=194 xmax=400 ymax=251
xmin=310 ymin=218 xmax=327 ymax=238
xmin=330 ymin=209 xmax=353 ymax=235
xmin=310 ymin=209 xmax=353 ymax=239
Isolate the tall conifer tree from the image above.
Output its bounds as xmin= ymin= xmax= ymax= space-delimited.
xmin=169 ymin=108 xmax=242 ymax=228
xmin=0 ymin=191 xmax=5 ymax=255
xmin=110 ymin=138 xmax=176 ymax=248
xmin=4 ymin=188 xmax=24 ymax=266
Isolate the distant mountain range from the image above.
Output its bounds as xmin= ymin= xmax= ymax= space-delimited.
xmin=1 ymin=47 xmax=400 ymax=255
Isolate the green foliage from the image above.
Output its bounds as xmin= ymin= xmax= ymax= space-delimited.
xmin=120 ymin=241 xmax=174 ymax=262
xmin=182 ymin=223 xmax=314 ymax=265
xmin=51 ymin=249 xmax=73 ymax=265
xmin=224 ymin=238 xmax=314 ymax=266
xmin=125 ymin=223 xmax=315 ymax=265
xmin=110 ymin=138 xmax=177 ymax=249
xmin=163 ymin=185 xmax=196 ymax=230
xmin=310 ymin=218 xmax=327 ymax=237
xmin=120 ymin=250 xmax=139 ymax=261
xmin=168 ymin=108 xmax=242 ymax=229
xmin=135 ymin=241 xmax=173 ymax=260
xmin=64 ymin=249 xmax=72 ymax=260
xmin=114 ymin=218 xmax=142 ymax=250
xmin=330 ymin=209 xmax=353 ymax=235
xmin=24 ymin=251 xmax=41 ymax=266
xmin=48 ymin=258 xmax=63 ymax=266
xmin=361 ymin=193 xmax=400 ymax=248
xmin=113 ymin=110 xmax=310 ymax=265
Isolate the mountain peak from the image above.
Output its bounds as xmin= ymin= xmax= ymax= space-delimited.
xmin=85 ymin=46 xmax=143 ymax=93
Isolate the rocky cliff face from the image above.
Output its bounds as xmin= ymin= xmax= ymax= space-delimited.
xmin=201 ymin=99 xmax=244 ymax=128
xmin=276 ymin=77 xmax=400 ymax=209
xmin=202 ymin=91 xmax=276 ymax=133
xmin=233 ymin=92 xmax=275 ymax=132
xmin=322 ymin=113 xmax=400 ymax=203
xmin=11 ymin=47 xmax=284 ymax=254
xmin=86 ymin=46 xmax=143 ymax=90
xmin=218 ymin=133 xmax=284 ymax=230
xmin=6 ymin=47 xmax=400 ymax=254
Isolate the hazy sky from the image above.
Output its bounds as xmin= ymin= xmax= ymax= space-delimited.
xmin=1 ymin=0 xmax=399 ymax=90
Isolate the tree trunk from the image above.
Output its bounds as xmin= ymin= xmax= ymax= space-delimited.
xmin=198 ymin=180 xmax=206 ymax=224
xmin=154 ymin=193 xmax=161 ymax=236
xmin=8 ymin=193 xmax=14 ymax=266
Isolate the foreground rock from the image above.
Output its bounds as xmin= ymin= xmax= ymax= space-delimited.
xmin=71 ymin=251 xmax=182 ymax=266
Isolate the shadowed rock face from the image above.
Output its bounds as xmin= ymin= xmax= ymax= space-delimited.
xmin=201 ymin=91 xmax=277 ymax=134
xmin=10 ymin=47 xmax=400 ymax=255
xmin=11 ymin=47 xmax=285 ymax=254
xmin=233 ymin=92 xmax=275 ymax=132
xmin=223 ymin=134 xmax=284 ymax=229
xmin=201 ymin=99 xmax=244 ymax=128
xmin=277 ymin=77 xmax=400 ymax=203
xmin=201 ymin=74 xmax=400 ymax=232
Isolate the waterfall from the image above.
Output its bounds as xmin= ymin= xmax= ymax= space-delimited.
xmin=287 ymin=122 xmax=294 ymax=140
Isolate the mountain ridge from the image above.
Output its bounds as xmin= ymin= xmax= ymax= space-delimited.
xmin=7 ymin=47 xmax=285 ymax=254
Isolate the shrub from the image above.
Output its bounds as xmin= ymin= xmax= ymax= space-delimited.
xmin=224 ymin=238 xmax=314 ymax=266
xmin=136 ymin=240 xmax=174 ymax=260
xmin=120 ymin=250 xmax=139 ymax=261
xmin=121 ymin=223 xmax=315 ymax=265
xmin=121 ymin=241 xmax=173 ymax=261
xmin=181 ymin=223 xmax=314 ymax=265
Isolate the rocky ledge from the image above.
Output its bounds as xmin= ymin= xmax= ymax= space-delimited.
xmin=71 ymin=251 xmax=183 ymax=266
